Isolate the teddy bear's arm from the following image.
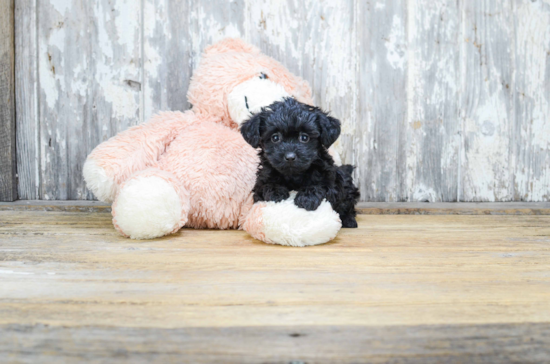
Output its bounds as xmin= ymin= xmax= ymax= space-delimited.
xmin=83 ymin=110 xmax=197 ymax=202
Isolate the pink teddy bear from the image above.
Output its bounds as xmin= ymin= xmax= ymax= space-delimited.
xmin=83 ymin=38 xmax=342 ymax=246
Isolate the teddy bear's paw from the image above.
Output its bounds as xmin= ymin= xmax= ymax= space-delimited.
xmin=112 ymin=174 xmax=188 ymax=239
xmin=245 ymin=192 xmax=342 ymax=247
xmin=83 ymin=158 xmax=117 ymax=203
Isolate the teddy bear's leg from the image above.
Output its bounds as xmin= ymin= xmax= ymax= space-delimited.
xmin=111 ymin=168 xmax=190 ymax=239
xmin=242 ymin=192 xmax=342 ymax=247
xmin=83 ymin=110 xmax=198 ymax=203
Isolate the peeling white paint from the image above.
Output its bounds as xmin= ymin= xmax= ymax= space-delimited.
xmin=386 ymin=15 xmax=406 ymax=70
xmin=464 ymin=91 xmax=511 ymax=201
xmin=40 ymin=25 xmax=65 ymax=109
xmin=405 ymin=0 xmax=461 ymax=202
xmin=516 ymin=2 xmax=550 ymax=149
xmin=246 ymin=1 xmax=301 ymax=62
xmin=190 ymin=6 xmax=243 ymax=68
xmin=50 ymin=0 xmax=71 ymax=16
xmin=144 ymin=37 xmax=161 ymax=81
xmin=0 ymin=270 xmax=34 ymax=275
xmin=511 ymin=0 xmax=550 ymax=201
xmin=412 ymin=184 xmax=438 ymax=202
xmin=104 ymin=84 xmax=140 ymax=119
xmin=114 ymin=0 xmax=141 ymax=56
xmin=39 ymin=52 xmax=59 ymax=109
xmin=17 ymin=0 xmax=550 ymax=202
xmin=96 ymin=7 xmax=114 ymax=61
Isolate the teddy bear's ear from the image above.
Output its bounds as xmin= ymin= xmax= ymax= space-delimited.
xmin=204 ymin=38 xmax=261 ymax=55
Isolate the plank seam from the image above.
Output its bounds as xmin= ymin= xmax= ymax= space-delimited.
xmin=353 ymin=0 xmax=359 ymax=181
xmin=509 ymin=0 xmax=518 ymax=201
xmin=457 ymin=0 xmax=465 ymax=203
xmin=140 ymin=0 xmax=145 ymax=125
xmin=0 ymin=0 xmax=17 ymax=201
xmin=1 ymin=201 xmax=549 ymax=215
xmin=34 ymin=0 xmax=41 ymax=199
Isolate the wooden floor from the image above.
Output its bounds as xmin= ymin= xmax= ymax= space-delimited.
xmin=1 ymin=207 xmax=550 ymax=363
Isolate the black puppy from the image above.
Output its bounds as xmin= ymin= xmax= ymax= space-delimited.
xmin=240 ymin=97 xmax=360 ymax=228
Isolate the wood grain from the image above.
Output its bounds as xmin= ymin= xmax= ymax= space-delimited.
xmin=1 ymin=323 xmax=549 ymax=363
xmin=0 ymin=211 xmax=549 ymax=361
xmin=2 ymin=200 xmax=550 ymax=215
xmin=0 ymin=200 xmax=112 ymax=212
xmin=459 ymin=1 xmax=515 ymax=201
xmin=188 ymin=0 xmax=246 ymax=69
xmin=357 ymin=201 xmax=550 ymax=215
xmin=406 ymin=0 xmax=460 ymax=202
xmin=356 ymin=0 xmax=408 ymax=202
xmin=14 ymin=0 xmax=39 ymax=200
xmin=143 ymin=0 xmax=190 ymax=120
xmin=0 ymin=0 xmax=17 ymax=202
xmin=37 ymin=0 xmax=142 ymax=200
xmin=512 ymin=0 xmax=550 ymax=201
xmin=14 ymin=0 xmax=550 ymax=202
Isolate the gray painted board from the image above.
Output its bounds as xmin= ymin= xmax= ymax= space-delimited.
xmin=406 ymin=0 xmax=460 ymax=202
xmin=2 ymin=323 xmax=550 ymax=363
xmin=512 ymin=0 xmax=550 ymax=201
xmin=14 ymin=0 xmax=550 ymax=202
xmin=35 ymin=0 xmax=142 ymax=200
xmin=15 ymin=0 xmax=39 ymax=200
xmin=3 ymin=200 xmax=550 ymax=215
xmin=356 ymin=0 xmax=408 ymax=202
xmin=460 ymin=0 xmax=515 ymax=202
xmin=143 ymin=0 xmax=191 ymax=119
xmin=1 ymin=0 xmax=17 ymax=202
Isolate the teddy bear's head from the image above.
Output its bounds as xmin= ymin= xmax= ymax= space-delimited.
xmin=187 ymin=38 xmax=313 ymax=128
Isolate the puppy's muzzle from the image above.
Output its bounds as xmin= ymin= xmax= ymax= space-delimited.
xmin=285 ymin=152 xmax=297 ymax=162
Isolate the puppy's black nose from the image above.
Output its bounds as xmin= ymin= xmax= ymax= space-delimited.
xmin=285 ymin=152 xmax=296 ymax=161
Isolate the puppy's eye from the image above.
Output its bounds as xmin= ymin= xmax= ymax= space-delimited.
xmin=271 ymin=133 xmax=281 ymax=143
xmin=299 ymin=133 xmax=310 ymax=143
xmin=259 ymin=72 xmax=268 ymax=79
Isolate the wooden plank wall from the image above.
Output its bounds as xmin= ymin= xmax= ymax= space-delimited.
xmin=0 ymin=0 xmax=17 ymax=201
xmin=14 ymin=0 xmax=550 ymax=202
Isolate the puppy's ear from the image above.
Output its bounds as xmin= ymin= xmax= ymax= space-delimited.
xmin=240 ymin=112 xmax=264 ymax=148
xmin=316 ymin=109 xmax=341 ymax=148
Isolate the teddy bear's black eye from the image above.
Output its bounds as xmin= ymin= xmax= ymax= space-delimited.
xmin=299 ymin=133 xmax=310 ymax=143
xmin=259 ymin=72 xmax=268 ymax=79
xmin=271 ymin=133 xmax=281 ymax=143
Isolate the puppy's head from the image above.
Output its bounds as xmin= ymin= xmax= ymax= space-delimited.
xmin=240 ymin=98 xmax=341 ymax=174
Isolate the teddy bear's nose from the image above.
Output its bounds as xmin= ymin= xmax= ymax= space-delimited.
xmin=285 ymin=152 xmax=296 ymax=161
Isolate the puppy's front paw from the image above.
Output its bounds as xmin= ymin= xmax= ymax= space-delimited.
xmin=264 ymin=186 xmax=290 ymax=203
xmin=294 ymin=192 xmax=323 ymax=211
xmin=341 ymin=215 xmax=358 ymax=228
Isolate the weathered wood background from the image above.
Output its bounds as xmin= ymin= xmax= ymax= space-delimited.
xmin=1 ymin=0 xmax=17 ymax=201
xmin=14 ymin=0 xmax=550 ymax=202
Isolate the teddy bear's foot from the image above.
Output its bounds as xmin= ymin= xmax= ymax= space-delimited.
xmin=243 ymin=192 xmax=342 ymax=247
xmin=83 ymin=158 xmax=117 ymax=203
xmin=112 ymin=169 xmax=190 ymax=239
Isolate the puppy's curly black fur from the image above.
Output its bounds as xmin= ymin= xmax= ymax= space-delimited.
xmin=241 ymin=98 xmax=360 ymax=228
